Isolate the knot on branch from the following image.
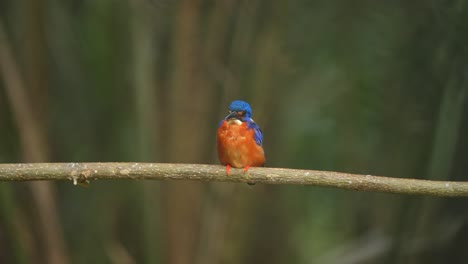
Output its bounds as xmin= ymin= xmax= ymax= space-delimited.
xmin=70 ymin=169 xmax=91 ymax=187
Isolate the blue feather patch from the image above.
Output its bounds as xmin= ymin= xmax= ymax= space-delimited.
xmin=246 ymin=118 xmax=263 ymax=146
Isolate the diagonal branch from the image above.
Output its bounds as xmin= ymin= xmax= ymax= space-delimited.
xmin=0 ymin=163 xmax=467 ymax=197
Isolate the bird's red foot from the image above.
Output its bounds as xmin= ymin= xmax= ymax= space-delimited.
xmin=226 ymin=164 xmax=231 ymax=176
xmin=242 ymin=165 xmax=250 ymax=173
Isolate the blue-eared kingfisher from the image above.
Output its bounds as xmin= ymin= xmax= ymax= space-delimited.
xmin=217 ymin=100 xmax=265 ymax=175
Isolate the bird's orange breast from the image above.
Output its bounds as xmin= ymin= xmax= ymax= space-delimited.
xmin=217 ymin=120 xmax=265 ymax=168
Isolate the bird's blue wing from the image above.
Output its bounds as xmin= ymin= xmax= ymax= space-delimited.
xmin=246 ymin=118 xmax=263 ymax=146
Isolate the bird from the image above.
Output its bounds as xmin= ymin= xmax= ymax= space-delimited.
xmin=217 ymin=100 xmax=265 ymax=175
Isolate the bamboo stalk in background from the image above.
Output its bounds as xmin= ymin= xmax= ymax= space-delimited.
xmin=0 ymin=21 xmax=70 ymax=264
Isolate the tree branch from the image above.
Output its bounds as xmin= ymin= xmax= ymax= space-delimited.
xmin=0 ymin=163 xmax=467 ymax=197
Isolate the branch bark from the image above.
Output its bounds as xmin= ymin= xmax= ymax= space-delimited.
xmin=0 ymin=163 xmax=467 ymax=197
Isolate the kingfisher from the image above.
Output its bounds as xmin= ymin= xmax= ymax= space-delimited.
xmin=217 ymin=100 xmax=265 ymax=175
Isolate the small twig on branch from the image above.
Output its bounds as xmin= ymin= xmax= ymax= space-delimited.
xmin=0 ymin=163 xmax=467 ymax=197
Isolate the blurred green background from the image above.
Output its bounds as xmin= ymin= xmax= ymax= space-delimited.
xmin=1 ymin=0 xmax=468 ymax=263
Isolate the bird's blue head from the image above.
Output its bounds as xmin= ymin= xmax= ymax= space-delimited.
xmin=227 ymin=100 xmax=252 ymax=119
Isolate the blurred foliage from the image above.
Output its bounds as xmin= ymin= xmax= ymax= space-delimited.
xmin=1 ymin=0 xmax=468 ymax=263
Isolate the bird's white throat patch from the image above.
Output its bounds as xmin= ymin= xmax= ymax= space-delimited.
xmin=228 ymin=119 xmax=242 ymax=125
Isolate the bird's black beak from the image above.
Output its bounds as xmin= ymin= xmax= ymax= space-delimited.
xmin=224 ymin=111 xmax=239 ymax=120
